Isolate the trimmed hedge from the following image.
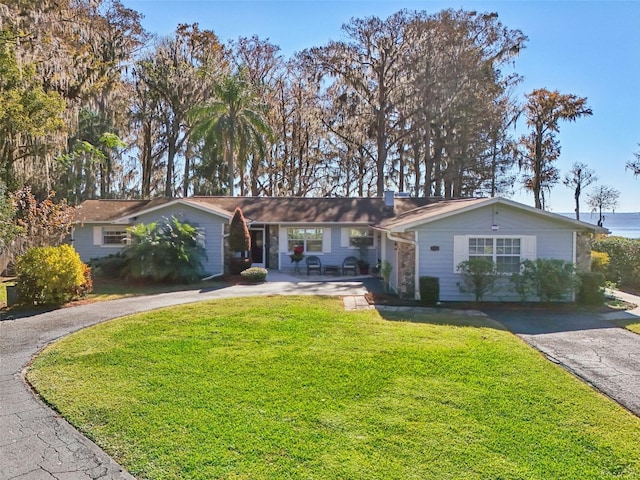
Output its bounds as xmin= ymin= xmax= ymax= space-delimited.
xmin=240 ymin=267 xmax=268 ymax=283
xmin=419 ymin=276 xmax=439 ymax=305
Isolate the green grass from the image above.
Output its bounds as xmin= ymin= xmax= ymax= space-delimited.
xmin=27 ymin=297 xmax=640 ymax=479
xmin=616 ymin=319 xmax=640 ymax=335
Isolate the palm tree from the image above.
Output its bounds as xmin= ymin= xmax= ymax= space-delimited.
xmin=190 ymin=71 xmax=271 ymax=196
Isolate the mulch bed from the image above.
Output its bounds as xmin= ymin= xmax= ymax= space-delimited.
xmin=364 ymin=291 xmax=635 ymax=314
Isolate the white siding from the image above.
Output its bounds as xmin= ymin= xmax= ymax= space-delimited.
xmin=415 ymin=204 xmax=576 ymax=302
xmin=277 ymin=224 xmax=377 ymax=273
xmin=73 ymin=224 xmax=127 ymax=262
xmin=74 ymin=204 xmax=227 ymax=276
xmin=136 ymin=205 xmax=225 ymax=275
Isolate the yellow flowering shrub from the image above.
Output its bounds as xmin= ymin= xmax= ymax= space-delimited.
xmin=15 ymin=245 xmax=91 ymax=306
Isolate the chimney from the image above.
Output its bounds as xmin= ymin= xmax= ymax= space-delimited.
xmin=384 ymin=190 xmax=395 ymax=208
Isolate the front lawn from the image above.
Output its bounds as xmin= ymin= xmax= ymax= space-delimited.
xmin=617 ymin=319 xmax=640 ymax=335
xmin=27 ymin=297 xmax=640 ymax=479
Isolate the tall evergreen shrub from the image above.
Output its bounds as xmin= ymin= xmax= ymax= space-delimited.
xmin=228 ymin=207 xmax=252 ymax=274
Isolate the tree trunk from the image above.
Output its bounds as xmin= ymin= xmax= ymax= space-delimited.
xmin=141 ymin=121 xmax=152 ymax=198
xmin=227 ymin=130 xmax=235 ymax=196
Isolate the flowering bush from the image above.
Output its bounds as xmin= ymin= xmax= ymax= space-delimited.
xmin=15 ymin=245 xmax=90 ymax=306
xmin=290 ymin=245 xmax=304 ymax=263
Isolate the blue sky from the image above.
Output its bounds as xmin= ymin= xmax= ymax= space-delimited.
xmin=123 ymin=0 xmax=639 ymax=213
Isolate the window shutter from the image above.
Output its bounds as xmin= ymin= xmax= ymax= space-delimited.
xmin=279 ymin=227 xmax=288 ymax=253
xmin=521 ymin=236 xmax=537 ymax=261
xmin=322 ymin=227 xmax=332 ymax=253
xmin=341 ymin=228 xmax=349 ymax=247
xmin=453 ymin=235 xmax=468 ymax=273
xmin=93 ymin=226 xmax=102 ymax=246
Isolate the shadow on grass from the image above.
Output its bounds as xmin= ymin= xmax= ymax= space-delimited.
xmin=376 ymin=307 xmax=508 ymax=331
xmin=0 ymin=277 xmax=228 ymax=321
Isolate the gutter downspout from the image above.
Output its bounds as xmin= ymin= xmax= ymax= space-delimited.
xmin=385 ymin=231 xmax=418 ymax=300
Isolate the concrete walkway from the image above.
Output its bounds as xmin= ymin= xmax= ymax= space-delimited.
xmin=0 ymin=279 xmax=367 ymax=480
xmin=484 ymin=290 xmax=640 ymax=418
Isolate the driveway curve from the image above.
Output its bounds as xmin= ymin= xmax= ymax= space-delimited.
xmin=484 ymin=295 xmax=640 ymax=419
xmin=0 ymin=280 xmax=367 ymax=480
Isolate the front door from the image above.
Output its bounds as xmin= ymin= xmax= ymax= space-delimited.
xmin=250 ymin=228 xmax=265 ymax=267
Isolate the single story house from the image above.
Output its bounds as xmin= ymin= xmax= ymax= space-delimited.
xmin=73 ymin=193 xmax=606 ymax=301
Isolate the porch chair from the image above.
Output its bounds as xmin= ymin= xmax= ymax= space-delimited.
xmin=306 ymin=255 xmax=322 ymax=275
xmin=342 ymin=256 xmax=359 ymax=275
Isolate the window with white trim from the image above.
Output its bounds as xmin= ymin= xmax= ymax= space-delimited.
xmin=102 ymin=227 xmax=128 ymax=246
xmin=454 ymin=235 xmax=535 ymax=274
xmin=287 ymin=227 xmax=323 ymax=253
xmin=348 ymin=227 xmax=374 ymax=247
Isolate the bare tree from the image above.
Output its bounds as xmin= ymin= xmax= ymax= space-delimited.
xmin=627 ymin=144 xmax=640 ymax=177
xmin=304 ymin=11 xmax=410 ymax=197
xmin=563 ymin=162 xmax=597 ymax=220
xmin=519 ymin=89 xmax=592 ymax=209
xmin=587 ymin=185 xmax=620 ymax=227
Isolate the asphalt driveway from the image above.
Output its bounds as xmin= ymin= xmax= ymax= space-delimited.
xmin=484 ymin=304 xmax=640 ymax=418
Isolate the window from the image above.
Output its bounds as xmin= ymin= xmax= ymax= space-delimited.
xmin=102 ymin=227 xmax=128 ymax=246
xmin=287 ymin=228 xmax=323 ymax=253
xmin=454 ymin=235 xmax=534 ymax=274
xmin=468 ymin=237 xmax=521 ymax=273
xmin=468 ymin=237 xmax=493 ymax=262
xmin=495 ymin=238 xmax=521 ymax=274
xmin=349 ymin=228 xmax=374 ymax=248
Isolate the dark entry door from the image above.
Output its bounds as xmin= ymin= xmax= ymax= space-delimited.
xmin=250 ymin=228 xmax=265 ymax=266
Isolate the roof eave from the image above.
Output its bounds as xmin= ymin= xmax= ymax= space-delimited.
xmin=111 ymin=199 xmax=233 ymax=223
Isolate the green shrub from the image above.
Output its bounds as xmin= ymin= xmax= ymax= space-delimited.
xmin=518 ymin=259 xmax=579 ymax=302
xmin=419 ymin=276 xmax=439 ymax=305
xmin=15 ymin=245 xmax=90 ymax=306
xmin=509 ymin=270 xmax=530 ymax=302
xmin=590 ymin=251 xmax=610 ymax=273
xmin=592 ymin=236 xmax=640 ymax=289
xmin=89 ymin=253 xmax=128 ymax=278
xmin=577 ymin=271 xmax=605 ymax=306
xmin=240 ymin=267 xmax=268 ymax=283
xmin=380 ymin=260 xmax=393 ymax=293
xmin=457 ymin=258 xmax=498 ymax=302
xmin=123 ymin=217 xmax=207 ymax=284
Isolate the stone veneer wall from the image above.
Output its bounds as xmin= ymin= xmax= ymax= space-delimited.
xmin=576 ymin=232 xmax=592 ymax=273
xmin=395 ymin=232 xmax=416 ymax=298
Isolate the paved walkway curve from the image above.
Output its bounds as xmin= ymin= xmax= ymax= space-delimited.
xmin=0 ymin=280 xmax=367 ymax=480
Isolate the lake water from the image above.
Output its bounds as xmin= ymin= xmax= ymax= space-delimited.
xmin=559 ymin=212 xmax=640 ymax=239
